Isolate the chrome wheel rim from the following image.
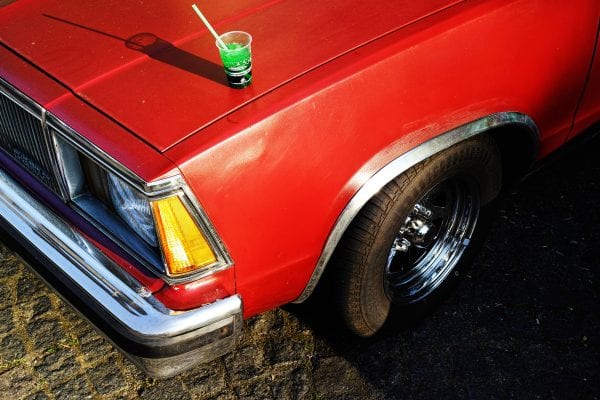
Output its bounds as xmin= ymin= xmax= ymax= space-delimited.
xmin=384 ymin=178 xmax=479 ymax=303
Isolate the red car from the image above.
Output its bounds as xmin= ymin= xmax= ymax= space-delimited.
xmin=1 ymin=0 xmax=599 ymax=377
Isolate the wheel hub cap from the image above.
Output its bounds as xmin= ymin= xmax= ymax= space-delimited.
xmin=384 ymin=179 xmax=480 ymax=304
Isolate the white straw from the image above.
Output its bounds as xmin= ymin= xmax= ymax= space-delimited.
xmin=192 ymin=4 xmax=228 ymax=50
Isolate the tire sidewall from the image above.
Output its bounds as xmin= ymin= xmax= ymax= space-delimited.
xmin=361 ymin=140 xmax=499 ymax=326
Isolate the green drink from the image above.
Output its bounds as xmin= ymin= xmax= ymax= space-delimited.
xmin=217 ymin=31 xmax=252 ymax=89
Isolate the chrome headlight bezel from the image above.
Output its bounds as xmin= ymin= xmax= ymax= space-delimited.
xmin=47 ymin=114 xmax=233 ymax=283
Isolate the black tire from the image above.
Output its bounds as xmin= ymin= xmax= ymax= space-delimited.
xmin=331 ymin=135 xmax=502 ymax=337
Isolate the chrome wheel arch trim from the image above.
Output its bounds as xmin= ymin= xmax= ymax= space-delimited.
xmin=294 ymin=111 xmax=538 ymax=303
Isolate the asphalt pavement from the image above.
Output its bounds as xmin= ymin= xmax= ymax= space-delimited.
xmin=0 ymin=133 xmax=598 ymax=399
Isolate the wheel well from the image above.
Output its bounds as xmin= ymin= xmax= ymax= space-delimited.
xmin=294 ymin=113 xmax=539 ymax=304
xmin=487 ymin=124 xmax=539 ymax=185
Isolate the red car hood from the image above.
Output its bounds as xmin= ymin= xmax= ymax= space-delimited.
xmin=0 ymin=0 xmax=460 ymax=152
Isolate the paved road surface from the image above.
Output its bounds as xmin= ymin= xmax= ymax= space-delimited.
xmin=0 ymin=135 xmax=598 ymax=399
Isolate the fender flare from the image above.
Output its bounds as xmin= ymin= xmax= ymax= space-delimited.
xmin=294 ymin=111 xmax=538 ymax=303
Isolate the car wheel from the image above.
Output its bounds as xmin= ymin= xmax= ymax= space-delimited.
xmin=331 ymin=135 xmax=502 ymax=337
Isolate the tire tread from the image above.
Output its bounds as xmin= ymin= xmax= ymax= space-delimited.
xmin=330 ymin=135 xmax=501 ymax=336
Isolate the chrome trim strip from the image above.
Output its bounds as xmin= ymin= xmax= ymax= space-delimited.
xmin=149 ymin=189 xmax=233 ymax=283
xmin=182 ymin=184 xmax=235 ymax=274
xmin=294 ymin=112 xmax=539 ymax=303
xmin=46 ymin=113 xmax=234 ymax=282
xmin=45 ymin=113 xmax=182 ymax=197
xmin=41 ymin=109 xmax=72 ymax=200
xmin=0 ymin=77 xmax=44 ymax=118
xmin=0 ymin=166 xmax=242 ymax=376
xmin=0 ymin=78 xmax=233 ymax=283
xmin=71 ymin=194 xmax=164 ymax=268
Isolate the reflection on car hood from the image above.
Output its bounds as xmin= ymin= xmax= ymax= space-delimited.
xmin=0 ymin=0 xmax=461 ymax=151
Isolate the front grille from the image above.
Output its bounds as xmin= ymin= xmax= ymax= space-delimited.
xmin=0 ymin=89 xmax=62 ymax=194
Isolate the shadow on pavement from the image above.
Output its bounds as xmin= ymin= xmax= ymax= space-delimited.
xmin=288 ymin=131 xmax=600 ymax=399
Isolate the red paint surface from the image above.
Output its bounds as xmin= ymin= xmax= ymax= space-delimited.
xmin=167 ymin=0 xmax=599 ymax=316
xmin=155 ymin=267 xmax=235 ymax=311
xmin=0 ymin=45 xmax=179 ymax=184
xmin=573 ymin=25 xmax=600 ymax=137
xmin=0 ymin=45 xmax=167 ymax=292
xmin=0 ymin=45 xmax=67 ymax=106
xmin=1 ymin=1 xmax=599 ymax=317
xmin=0 ymin=0 xmax=461 ymax=151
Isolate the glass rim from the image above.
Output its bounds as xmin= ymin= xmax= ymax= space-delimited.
xmin=216 ymin=30 xmax=253 ymax=51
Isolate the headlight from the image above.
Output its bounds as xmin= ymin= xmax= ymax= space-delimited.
xmin=107 ymin=172 xmax=218 ymax=277
xmin=107 ymin=172 xmax=158 ymax=247
xmin=50 ymin=119 xmax=231 ymax=282
xmin=57 ymin=134 xmax=231 ymax=279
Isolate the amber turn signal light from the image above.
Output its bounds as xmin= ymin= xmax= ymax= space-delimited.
xmin=152 ymin=196 xmax=217 ymax=276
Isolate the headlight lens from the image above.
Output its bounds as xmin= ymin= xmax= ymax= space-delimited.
xmin=107 ymin=172 xmax=158 ymax=247
xmin=107 ymin=172 xmax=218 ymax=277
xmin=50 ymin=126 xmax=229 ymax=281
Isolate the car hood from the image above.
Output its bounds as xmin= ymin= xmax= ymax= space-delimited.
xmin=0 ymin=0 xmax=461 ymax=152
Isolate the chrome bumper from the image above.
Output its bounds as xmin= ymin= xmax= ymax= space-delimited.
xmin=0 ymin=168 xmax=242 ymax=378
